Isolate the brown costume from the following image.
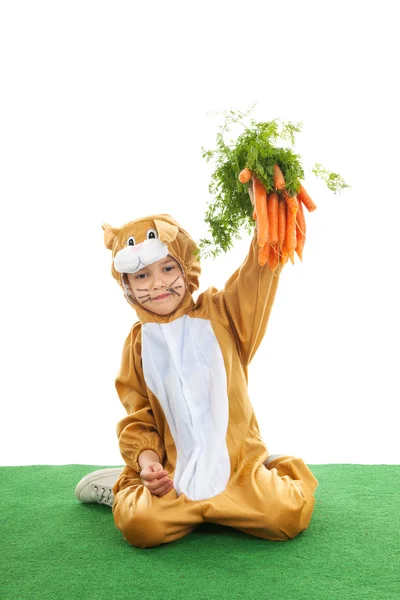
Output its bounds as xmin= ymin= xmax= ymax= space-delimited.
xmin=102 ymin=214 xmax=318 ymax=548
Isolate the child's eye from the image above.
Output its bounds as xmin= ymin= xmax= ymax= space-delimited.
xmin=135 ymin=266 xmax=173 ymax=280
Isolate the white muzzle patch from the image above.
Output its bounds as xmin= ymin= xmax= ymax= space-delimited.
xmin=113 ymin=238 xmax=169 ymax=274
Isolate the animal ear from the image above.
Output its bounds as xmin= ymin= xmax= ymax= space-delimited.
xmin=102 ymin=223 xmax=120 ymax=250
xmin=153 ymin=219 xmax=179 ymax=244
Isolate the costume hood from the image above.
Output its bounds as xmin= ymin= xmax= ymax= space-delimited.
xmin=102 ymin=214 xmax=201 ymax=324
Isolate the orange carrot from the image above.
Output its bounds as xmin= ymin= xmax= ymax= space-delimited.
xmin=278 ymin=199 xmax=286 ymax=251
xmin=295 ymin=222 xmax=306 ymax=261
xmin=296 ymin=194 xmax=306 ymax=236
xmin=253 ymin=176 xmax=269 ymax=247
xmin=284 ymin=196 xmax=298 ymax=265
xmin=285 ymin=194 xmax=299 ymax=215
xmin=273 ymin=164 xmax=285 ymax=190
xmin=280 ymin=248 xmax=289 ymax=265
xmin=239 ymin=168 xmax=252 ymax=183
xmin=267 ymin=192 xmax=279 ymax=245
xmin=267 ymin=244 xmax=279 ymax=271
xmin=258 ymin=242 xmax=271 ymax=267
xmin=294 ymin=194 xmax=306 ymax=261
xmin=252 ymin=208 xmax=257 ymax=221
xmin=298 ymin=185 xmax=317 ymax=212
xmin=289 ymin=227 xmax=297 ymax=264
xmin=283 ymin=201 xmax=297 ymax=255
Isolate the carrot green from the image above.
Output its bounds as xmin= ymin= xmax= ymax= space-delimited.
xmin=196 ymin=106 xmax=349 ymax=261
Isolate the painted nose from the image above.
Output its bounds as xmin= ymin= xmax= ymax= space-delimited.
xmin=130 ymin=243 xmax=143 ymax=254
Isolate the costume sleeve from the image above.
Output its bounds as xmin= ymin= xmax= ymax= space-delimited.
xmin=210 ymin=229 xmax=282 ymax=366
xmin=115 ymin=326 xmax=166 ymax=472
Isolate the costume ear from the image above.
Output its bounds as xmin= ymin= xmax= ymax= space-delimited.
xmin=102 ymin=223 xmax=120 ymax=250
xmin=153 ymin=219 xmax=179 ymax=245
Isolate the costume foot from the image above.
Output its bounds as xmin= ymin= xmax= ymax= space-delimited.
xmin=75 ymin=467 xmax=124 ymax=507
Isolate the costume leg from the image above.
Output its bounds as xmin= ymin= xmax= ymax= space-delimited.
xmin=112 ymin=466 xmax=203 ymax=549
xmin=200 ymin=455 xmax=318 ymax=541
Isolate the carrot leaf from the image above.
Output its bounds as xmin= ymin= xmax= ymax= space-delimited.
xmin=312 ymin=163 xmax=351 ymax=193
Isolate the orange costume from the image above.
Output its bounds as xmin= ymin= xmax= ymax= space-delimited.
xmin=102 ymin=214 xmax=318 ymax=548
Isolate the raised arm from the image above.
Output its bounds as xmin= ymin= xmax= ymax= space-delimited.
xmin=201 ymin=187 xmax=282 ymax=366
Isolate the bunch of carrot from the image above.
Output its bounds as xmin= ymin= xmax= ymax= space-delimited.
xmin=239 ymin=166 xmax=317 ymax=270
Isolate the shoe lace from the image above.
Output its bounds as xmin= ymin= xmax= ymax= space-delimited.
xmin=92 ymin=484 xmax=114 ymax=507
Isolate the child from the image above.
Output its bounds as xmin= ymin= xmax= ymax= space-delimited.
xmin=75 ymin=192 xmax=318 ymax=548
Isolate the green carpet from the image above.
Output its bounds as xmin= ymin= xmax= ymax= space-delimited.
xmin=1 ymin=465 xmax=399 ymax=600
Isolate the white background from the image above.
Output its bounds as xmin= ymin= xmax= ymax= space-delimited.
xmin=1 ymin=1 xmax=399 ymax=466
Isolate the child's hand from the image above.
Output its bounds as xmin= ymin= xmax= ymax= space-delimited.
xmin=140 ymin=462 xmax=174 ymax=497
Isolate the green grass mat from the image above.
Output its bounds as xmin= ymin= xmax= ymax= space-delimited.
xmin=1 ymin=465 xmax=399 ymax=600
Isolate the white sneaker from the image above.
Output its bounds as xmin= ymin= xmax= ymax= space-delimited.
xmin=263 ymin=454 xmax=286 ymax=466
xmin=75 ymin=467 xmax=124 ymax=507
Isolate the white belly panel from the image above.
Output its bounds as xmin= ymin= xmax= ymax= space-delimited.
xmin=141 ymin=315 xmax=230 ymax=501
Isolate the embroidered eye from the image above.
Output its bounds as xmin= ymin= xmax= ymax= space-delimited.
xmin=127 ymin=236 xmax=136 ymax=246
xmin=146 ymin=228 xmax=158 ymax=240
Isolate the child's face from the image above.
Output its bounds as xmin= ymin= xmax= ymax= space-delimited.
xmin=126 ymin=255 xmax=187 ymax=316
